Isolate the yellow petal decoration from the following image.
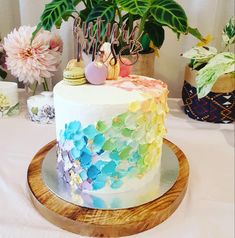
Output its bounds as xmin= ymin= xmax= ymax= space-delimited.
xmin=128 ymin=101 xmax=141 ymax=112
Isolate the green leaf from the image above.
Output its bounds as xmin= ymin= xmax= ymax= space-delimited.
xmin=117 ymin=0 xmax=150 ymax=16
xmin=0 ymin=68 xmax=7 ymax=79
xmin=145 ymin=21 xmax=165 ymax=48
xmin=188 ymin=26 xmax=204 ymax=41
xmin=79 ymin=7 xmax=92 ymax=22
xmin=41 ymin=0 xmax=75 ymax=30
xmin=140 ymin=34 xmax=151 ymax=52
xmin=32 ymin=0 xmax=76 ymax=41
xmin=222 ymin=17 xmax=235 ymax=47
xmin=196 ymin=52 xmax=235 ymax=98
xmin=150 ymin=0 xmax=188 ymax=34
xmin=7 ymin=103 xmax=19 ymax=116
xmin=86 ymin=2 xmax=115 ymax=23
xmin=73 ymin=0 xmax=81 ymax=5
xmin=182 ymin=46 xmax=217 ymax=62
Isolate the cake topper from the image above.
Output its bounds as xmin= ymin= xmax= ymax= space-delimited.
xmin=73 ymin=17 xmax=143 ymax=67
xmin=64 ymin=17 xmax=144 ymax=85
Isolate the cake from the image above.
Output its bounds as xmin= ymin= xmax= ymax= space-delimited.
xmin=54 ymin=75 xmax=168 ymax=194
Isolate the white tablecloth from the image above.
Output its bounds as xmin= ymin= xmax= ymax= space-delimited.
xmin=0 ymin=91 xmax=234 ymax=238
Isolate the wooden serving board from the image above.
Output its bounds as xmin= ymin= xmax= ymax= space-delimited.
xmin=27 ymin=139 xmax=189 ymax=237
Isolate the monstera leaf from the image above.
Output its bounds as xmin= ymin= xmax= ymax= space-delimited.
xmin=86 ymin=2 xmax=116 ymax=23
xmin=150 ymin=0 xmax=188 ymax=34
xmin=32 ymin=0 xmax=77 ymax=40
xmin=196 ymin=52 xmax=235 ymax=98
xmin=117 ymin=0 xmax=150 ymax=16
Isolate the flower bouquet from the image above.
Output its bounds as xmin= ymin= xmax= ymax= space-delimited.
xmin=181 ymin=17 xmax=235 ymax=123
xmin=3 ymin=26 xmax=63 ymax=95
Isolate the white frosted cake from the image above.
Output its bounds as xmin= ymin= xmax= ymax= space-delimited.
xmin=54 ymin=75 xmax=168 ymax=194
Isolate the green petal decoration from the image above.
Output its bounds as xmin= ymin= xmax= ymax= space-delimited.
xmin=119 ymin=146 xmax=133 ymax=160
xmin=102 ymin=138 xmax=116 ymax=151
xmin=86 ymin=2 xmax=115 ymax=23
xmin=112 ymin=113 xmax=128 ymax=128
xmin=138 ymin=144 xmax=149 ymax=156
xmin=117 ymin=0 xmax=151 ymax=16
xmin=96 ymin=120 xmax=108 ymax=133
xmin=150 ymin=0 xmax=188 ymax=34
xmin=196 ymin=52 xmax=235 ymax=98
xmin=121 ymin=128 xmax=134 ymax=137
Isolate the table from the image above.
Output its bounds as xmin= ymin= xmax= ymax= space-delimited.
xmin=0 ymin=91 xmax=234 ymax=238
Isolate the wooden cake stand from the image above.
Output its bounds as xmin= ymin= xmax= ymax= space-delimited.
xmin=27 ymin=139 xmax=189 ymax=237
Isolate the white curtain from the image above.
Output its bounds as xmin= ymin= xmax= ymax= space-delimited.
xmin=0 ymin=0 xmax=234 ymax=97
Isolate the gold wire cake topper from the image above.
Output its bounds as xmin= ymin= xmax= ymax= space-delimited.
xmin=73 ymin=16 xmax=143 ymax=66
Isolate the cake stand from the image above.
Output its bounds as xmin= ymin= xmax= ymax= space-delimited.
xmin=27 ymin=139 xmax=189 ymax=237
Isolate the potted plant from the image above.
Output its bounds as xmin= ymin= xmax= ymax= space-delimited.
xmin=182 ymin=17 xmax=235 ymax=123
xmin=32 ymin=0 xmax=203 ymax=77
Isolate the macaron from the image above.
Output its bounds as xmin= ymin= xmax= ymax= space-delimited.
xmin=66 ymin=59 xmax=84 ymax=69
xmin=63 ymin=67 xmax=86 ymax=85
xmin=85 ymin=61 xmax=107 ymax=85
xmin=119 ymin=57 xmax=132 ymax=77
xmin=107 ymin=59 xmax=120 ymax=80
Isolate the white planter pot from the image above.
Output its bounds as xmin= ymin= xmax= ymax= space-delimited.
xmin=27 ymin=91 xmax=55 ymax=124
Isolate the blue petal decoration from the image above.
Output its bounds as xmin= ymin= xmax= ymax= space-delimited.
xmin=68 ymin=121 xmax=81 ymax=132
xmin=73 ymin=133 xmax=84 ymax=141
xmin=74 ymin=137 xmax=87 ymax=150
xmin=128 ymin=166 xmax=137 ymax=175
xmin=95 ymin=160 xmax=107 ymax=170
xmin=110 ymin=150 xmax=120 ymax=162
xmin=95 ymin=173 xmax=107 ymax=182
xmin=111 ymin=179 xmax=123 ymax=189
xmin=84 ymin=136 xmax=88 ymax=144
xmin=64 ymin=130 xmax=72 ymax=140
xmin=79 ymin=170 xmax=88 ymax=181
xmin=71 ymin=147 xmax=81 ymax=160
xmin=87 ymin=165 xmax=101 ymax=180
xmin=93 ymin=134 xmax=105 ymax=148
xmin=112 ymin=171 xmax=125 ymax=179
xmin=97 ymin=149 xmax=105 ymax=155
xmin=82 ymin=146 xmax=92 ymax=155
xmin=129 ymin=151 xmax=140 ymax=163
xmin=83 ymin=125 xmax=98 ymax=139
xmin=92 ymin=180 xmax=106 ymax=190
xmin=102 ymin=161 xmax=117 ymax=175
xmin=80 ymin=151 xmax=92 ymax=168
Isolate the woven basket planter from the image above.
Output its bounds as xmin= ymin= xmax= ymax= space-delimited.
xmin=182 ymin=66 xmax=235 ymax=123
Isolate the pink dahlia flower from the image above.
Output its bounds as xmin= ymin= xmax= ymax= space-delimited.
xmin=3 ymin=26 xmax=63 ymax=84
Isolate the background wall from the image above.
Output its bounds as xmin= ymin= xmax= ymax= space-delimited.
xmin=0 ymin=0 xmax=234 ymax=97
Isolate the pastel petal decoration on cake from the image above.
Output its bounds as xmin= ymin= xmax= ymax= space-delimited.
xmin=57 ymin=77 xmax=168 ymax=192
